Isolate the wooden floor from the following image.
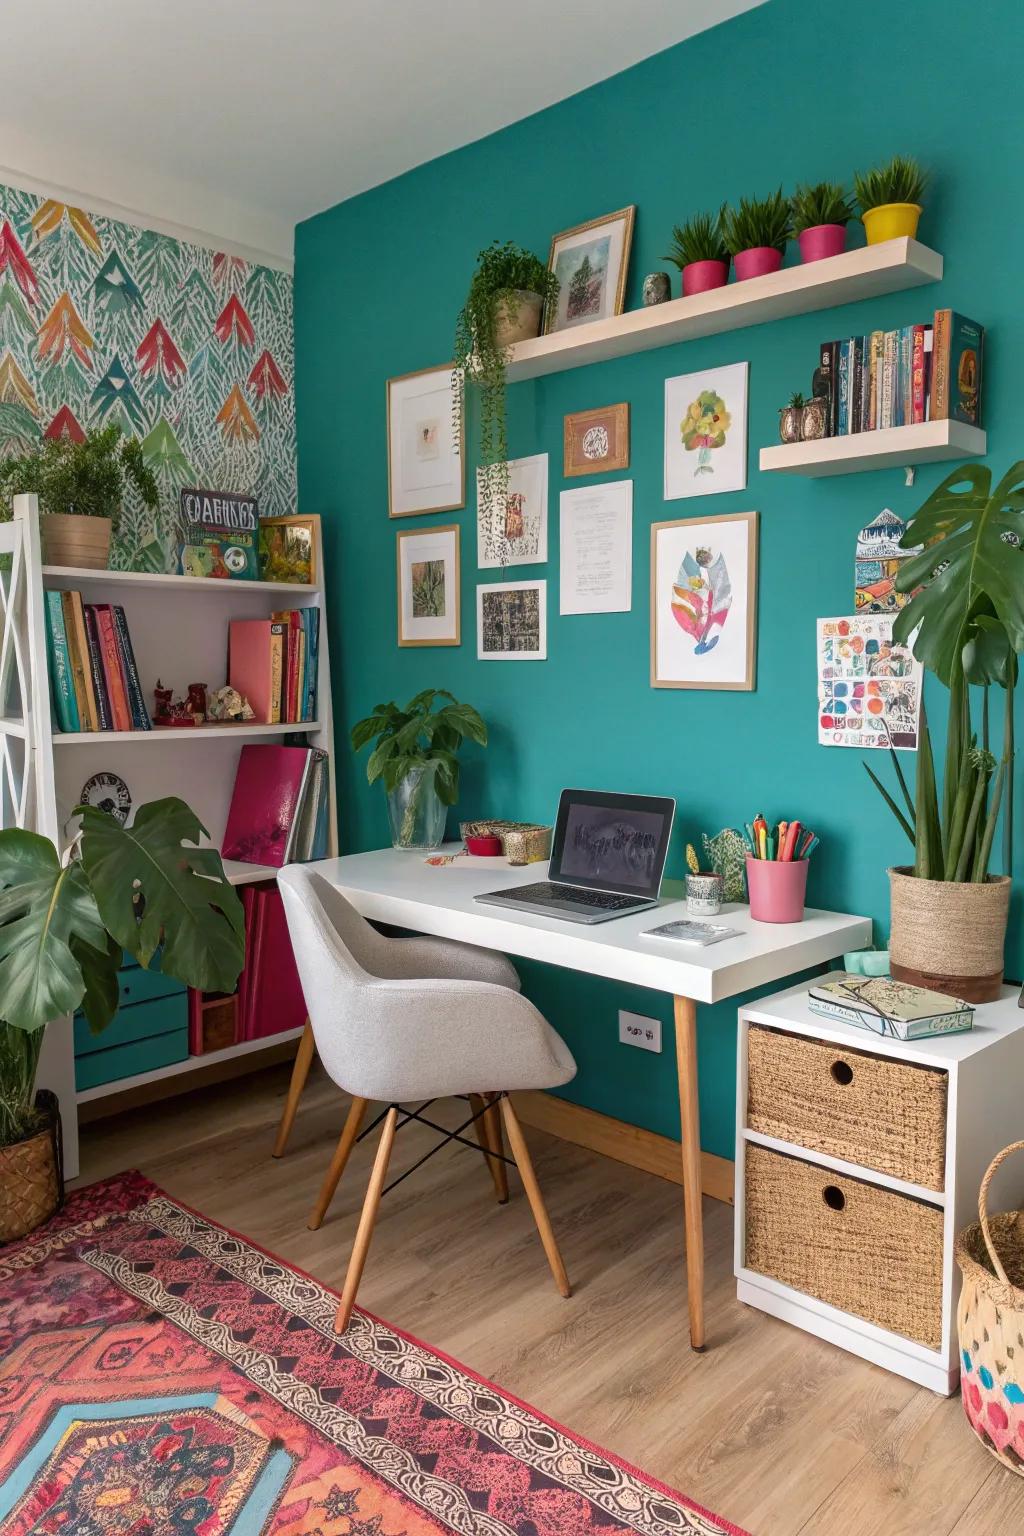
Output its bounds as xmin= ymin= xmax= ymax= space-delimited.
xmin=76 ymin=1062 xmax=1022 ymax=1536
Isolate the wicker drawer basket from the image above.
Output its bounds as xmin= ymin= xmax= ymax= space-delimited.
xmin=746 ymin=1024 xmax=947 ymax=1190
xmin=744 ymin=1142 xmax=944 ymax=1348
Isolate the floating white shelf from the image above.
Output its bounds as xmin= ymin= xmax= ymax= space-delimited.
xmin=504 ymin=238 xmax=942 ymax=382
xmin=42 ymin=565 xmax=320 ymax=596
xmin=53 ymin=721 xmax=321 ymax=745
xmin=75 ymin=1024 xmax=306 ymax=1104
xmin=759 ymin=420 xmax=986 ymax=477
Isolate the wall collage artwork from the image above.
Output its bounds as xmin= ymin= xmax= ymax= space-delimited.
xmin=0 ymin=181 xmax=296 ymax=571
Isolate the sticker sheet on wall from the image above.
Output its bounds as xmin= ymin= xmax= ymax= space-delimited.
xmin=817 ymin=615 xmax=922 ymax=750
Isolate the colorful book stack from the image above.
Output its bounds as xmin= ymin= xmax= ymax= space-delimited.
xmin=227 ymin=607 xmax=319 ymax=725
xmin=815 ymin=308 xmax=983 ymax=438
xmin=221 ymin=743 xmax=330 ymax=868
xmin=44 ymin=591 xmax=151 ymax=733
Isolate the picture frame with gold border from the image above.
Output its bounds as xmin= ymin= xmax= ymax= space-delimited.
xmin=544 ymin=206 xmax=635 ymax=334
xmin=387 ymin=364 xmax=465 ymax=518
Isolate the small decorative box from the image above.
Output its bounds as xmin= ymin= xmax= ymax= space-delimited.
xmin=460 ymin=819 xmax=552 ymax=866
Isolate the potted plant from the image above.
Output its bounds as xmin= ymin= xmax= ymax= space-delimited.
xmin=779 ymin=392 xmax=805 ymax=443
xmin=0 ymin=424 xmax=159 ymax=569
xmin=453 ymin=241 xmax=559 ymax=510
xmin=865 ymin=460 xmax=1022 ymax=1001
xmin=721 ymin=190 xmax=790 ymax=280
xmin=854 ymin=154 xmax=927 ymax=245
xmin=352 ymin=688 xmax=487 ymax=851
xmin=0 ymin=796 xmax=244 ymax=1242
xmin=662 ymin=209 xmax=730 ymax=297
xmin=789 ymin=180 xmax=855 ymax=262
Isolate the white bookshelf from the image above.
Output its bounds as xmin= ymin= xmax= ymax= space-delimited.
xmin=0 ymin=495 xmax=336 ymax=1178
xmin=759 ymin=419 xmax=986 ymax=477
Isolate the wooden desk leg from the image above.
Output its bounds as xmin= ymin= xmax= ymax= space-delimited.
xmin=673 ymin=995 xmax=706 ymax=1352
xmin=272 ymin=1020 xmax=315 ymax=1158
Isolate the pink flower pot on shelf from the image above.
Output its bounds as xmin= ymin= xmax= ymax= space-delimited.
xmin=746 ymin=855 xmax=808 ymax=923
xmin=797 ymin=223 xmax=847 ymax=262
xmin=733 ymin=245 xmax=784 ymax=280
xmin=682 ymin=258 xmax=729 ymax=297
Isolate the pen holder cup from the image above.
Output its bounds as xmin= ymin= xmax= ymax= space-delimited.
xmin=746 ymin=855 xmax=808 ymax=923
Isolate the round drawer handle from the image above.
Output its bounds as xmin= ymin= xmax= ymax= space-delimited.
xmin=822 ymin=1184 xmax=846 ymax=1212
xmin=830 ymin=1060 xmax=854 ymax=1087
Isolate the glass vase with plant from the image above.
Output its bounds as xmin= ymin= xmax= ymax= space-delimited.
xmin=789 ymin=180 xmax=855 ymax=262
xmin=854 ymin=154 xmax=928 ymax=244
xmin=721 ymin=190 xmax=790 ymax=280
xmin=662 ymin=208 xmax=730 ymax=297
xmin=865 ymin=460 xmax=1021 ymax=1000
xmin=351 ymin=688 xmax=487 ymax=850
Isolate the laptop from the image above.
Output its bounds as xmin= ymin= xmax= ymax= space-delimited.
xmin=474 ymin=789 xmax=676 ymax=925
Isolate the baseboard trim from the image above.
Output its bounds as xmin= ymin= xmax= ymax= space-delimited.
xmin=512 ymin=1091 xmax=734 ymax=1206
xmin=77 ymin=1038 xmax=302 ymax=1123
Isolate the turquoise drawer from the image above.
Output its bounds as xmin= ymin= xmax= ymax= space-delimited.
xmin=118 ymin=963 xmax=182 ymax=1009
xmin=75 ymin=992 xmax=187 ymax=1057
xmin=75 ymin=1025 xmax=188 ymax=1091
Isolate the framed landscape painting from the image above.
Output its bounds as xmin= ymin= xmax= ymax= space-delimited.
xmin=544 ymin=207 xmax=635 ymax=334
xmin=477 ymin=580 xmax=547 ymax=660
xmin=650 ymin=511 xmax=758 ymax=690
xmin=396 ymin=524 xmax=460 ymax=646
xmin=387 ymin=365 xmax=464 ymax=517
xmin=664 ymin=361 xmax=748 ymax=500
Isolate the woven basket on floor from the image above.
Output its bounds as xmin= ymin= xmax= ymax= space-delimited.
xmin=957 ymin=1141 xmax=1024 ymax=1474
xmin=0 ymin=1090 xmax=64 ymax=1244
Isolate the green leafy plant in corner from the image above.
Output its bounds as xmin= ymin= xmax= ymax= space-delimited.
xmin=864 ymin=461 xmax=1022 ymax=882
xmin=721 ymin=190 xmax=790 ymax=257
xmin=0 ymin=797 xmax=245 ymax=1147
xmin=351 ymin=689 xmax=488 ymax=846
xmin=0 ymin=423 xmax=159 ymax=532
xmin=662 ymin=208 xmax=729 ymax=270
xmin=789 ymin=180 xmax=855 ymax=235
xmin=854 ymin=154 xmax=927 ymax=212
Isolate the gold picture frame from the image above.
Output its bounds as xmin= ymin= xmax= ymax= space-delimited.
xmin=258 ymin=513 xmax=320 ymax=585
xmin=564 ymin=402 xmax=630 ymax=477
xmin=396 ymin=523 xmax=461 ymax=647
xmin=650 ymin=511 xmax=758 ymax=691
xmin=387 ymin=363 xmax=465 ymax=518
xmin=544 ymin=206 xmax=635 ymax=334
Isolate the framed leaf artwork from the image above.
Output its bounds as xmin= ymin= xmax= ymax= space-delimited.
xmin=563 ymin=403 xmax=630 ymax=477
xmin=664 ymin=361 xmax=748 ymax=500
xmin=387 ymin=365 xmax=465 ymax=517
xmin=396 ymin=524 xmax=460 ymax=646
xmin=650 ymin=512 xmax=758 ymax=690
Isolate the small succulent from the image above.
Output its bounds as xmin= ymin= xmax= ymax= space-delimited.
xmin=788 ymin=391 xmax=806 ymax=409
xmin=789 ymin=180 xmax=855 ymax=235
xmin=854 ymin=155 xmax=928 ymax=212
xmin=662 ymin=209 xmax=729 ymax=270
xmin=721 ymin=190 xmax=790 ymax=257
xmin=685 ymin=842 xmax=701 ymax=875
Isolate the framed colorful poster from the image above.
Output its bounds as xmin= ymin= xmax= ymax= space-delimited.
xmin=258 ymin=513 xmax=318 ymax=584
xmin=544 ymin=207 xmax=635 ymax=334
xmin=817 ymin=615 xmax=922 ymax=749
xmin=477 ymin=453 xmax=548 ymax=568
xmin=650 ymin=512 xmax=758 ymax=690
xmin=396 ymin=524 xmax=460 ymax=647
xmin=664 ymin=361 xmax=748 ymax=500
xmin=564 ymin=402 xmax=630 ymax=477
xmin=477 ymin=580 xmax=547 ymax=660
xmin=387 ymin=365 xmax=464 ymax=517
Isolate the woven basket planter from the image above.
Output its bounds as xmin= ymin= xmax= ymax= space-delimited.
xmin=0 ymin=1090 xmax=64 ymax=1244
xmin=889 ymin=866 xmax=1010 ymax=1003
xmin=957 ymin=1142 xmax=1024 ymax=1474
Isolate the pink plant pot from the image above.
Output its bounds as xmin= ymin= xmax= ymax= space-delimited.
xmin=682 ymin=258 xmax=729 ymax=297
xmin=746 ymin=855 xmax=809 ymax=923
xmin=798 ymin=223 xmax=847 ymax=262
xmin=733 ymin=246 xmax=784 ymax=281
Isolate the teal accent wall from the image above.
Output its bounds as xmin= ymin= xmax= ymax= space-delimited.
xmin=295 ymin=0 xmax=1024 ymax=1160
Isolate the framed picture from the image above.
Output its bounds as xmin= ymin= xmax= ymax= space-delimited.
xmin=544 ymin=206 xmax=635 ymax=334
xmin=650 ymin=512 xmax=758 ymax=690
xmin=564 ymin=403 xmax=630 ymax=477
xmin=387 ymin=364 xmax=464 ymax=517
xmin=477 ymin=453 xmax=548 ymax=568
xmin=664 ymin=361 xmax=748 ymax=500
xmin=397 ymin=524 xmax=460 ymax=647
xmin=477 ymin=580 xmax=547 ymax=661
xmin=258 ymin=513 xmax=318 ymax=585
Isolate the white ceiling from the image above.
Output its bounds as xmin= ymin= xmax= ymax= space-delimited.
xmin=0 ymin=0 xmax=764 ymax=266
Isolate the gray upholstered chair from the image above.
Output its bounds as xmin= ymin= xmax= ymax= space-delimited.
xmin=276 ymin=865 xmax=577 ymax=1330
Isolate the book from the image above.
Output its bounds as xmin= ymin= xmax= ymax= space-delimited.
xmin=910 ymin=324 xmax=928 ymax=424
xmin=867 ymin=331 xmax=884 ymax=431
xmin=178 ymin=487 xmax=259 ymax=580
xmin=301 ymin=607 xmax=320 ymax=721
xmin=111 ymin=605 xmax=152 ymax=731
xmin=807 ymin=973 xmax=974 ymax=1039
xmin=930 ymin=309 xmax=984 ymax=424
xmin=94 ymin=604 xmax=133 ymax=732
xmin=45 ymin=589 xmax=79 ymax=733
xmin=272 ymin=610 xmax=304 ymax=723
xmin=222 ymin=744 xmax=313 ymax=867
xmin=61 ymin=591 xmax=97 ymax=732
xmin=899 ymin=325 xmax=915 ymax=426
xmin=239 ymin=883 xmax=308 ymax=1040
xmin=837 ymin=340 xmax=852 ymax=435
xmin=923 ymin=326 xmax=934 ymax=419
xmin=816 ymin=341 xmax=839 ymax=436
xmin=879 ymin=331 xmax=898 ymax=429
xmin=849 ymin=335 xmax=863 ymax=434
xmin=229 ymin=619 xmax=285 ymax=724
xmin=283 ymin=748 xmax=318 ymax=864
xmin=641 ymin=919 xmax=742 ymax=946
xmin=82 ymin=605 xmax=112 ymax=731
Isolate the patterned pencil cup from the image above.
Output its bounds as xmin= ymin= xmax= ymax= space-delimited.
xmin=746 ymin=856 xmax=808 ymax=923
xmin=686 ymin=873 xmax=724 ymax=916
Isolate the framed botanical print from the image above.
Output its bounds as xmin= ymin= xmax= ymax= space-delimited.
xmin=397 ymin=524 xmax=460 ymax=646
xmin=258 ymin=513 xmax=319 ymax=584
xmin=477 ymin=580 xmax=547 ymax=661
xmin=664 ymin=361 xmax=748 ymax=501
xmin=387 ymin=364 xmax=464 ymax=517
xmin=564 ymin=402 xmax=630 ymax=476
xmin=544 ymin=206 xmax=635 ymax=334
xmin=650 ymin=512 xmax=758 ymax=690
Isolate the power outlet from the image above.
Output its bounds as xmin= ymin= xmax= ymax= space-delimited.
xmin=618 ymin=1010 xmax=662 ymax=1053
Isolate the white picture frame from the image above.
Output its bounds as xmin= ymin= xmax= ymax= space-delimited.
xmin=664 ymin=361 xmax=749 ymax=501
xmin=387 ymin=364 xmax=464 ymax=517
xmin=477 ymin=580 xmax=547 ymax=661
xmin=477 ymin=453 xmax=548 ymax=568
xmin=397 ymin=524 xmax=460 ymax=647
xmin=650 ymin=512 xmax=758 ymax=690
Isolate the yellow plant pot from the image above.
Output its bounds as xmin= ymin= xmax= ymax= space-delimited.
xmin=861 ymin=202 xmax=922 ymax=244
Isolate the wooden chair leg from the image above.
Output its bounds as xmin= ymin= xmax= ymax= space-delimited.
xmin=335 ymin=1107 xmax=398 ymax=1331
xmin=470 ymin=1092 xmax=509 ymax=1204
xmin=272 ymin=1020 xmax=315 ymax=1158
xmin=499 ymin=1096 xmax=571 ymax=1298
xmin=308 ymin=1096 xmax=368 ymax=1230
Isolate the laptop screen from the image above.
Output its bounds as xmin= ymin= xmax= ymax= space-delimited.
xmin=549 ymin=790 xmax=676 ymax=899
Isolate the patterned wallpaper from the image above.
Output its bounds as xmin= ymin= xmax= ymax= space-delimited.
xmin=0 ymin=182 xmax=295 ymax=571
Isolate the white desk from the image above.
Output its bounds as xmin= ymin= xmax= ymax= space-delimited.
xmin=311 ymin=846 xmax=871 ymax=1349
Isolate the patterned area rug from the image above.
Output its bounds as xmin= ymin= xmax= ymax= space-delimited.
xmin=0 ymin=1172 xmax=748 ymax=1536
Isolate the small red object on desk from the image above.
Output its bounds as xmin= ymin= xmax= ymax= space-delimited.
xmin=466 ymin=833 xmax=503 ymax=856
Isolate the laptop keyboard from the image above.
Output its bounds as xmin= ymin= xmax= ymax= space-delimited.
xmin=500 ymin=881 xmax=644 ymax=911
